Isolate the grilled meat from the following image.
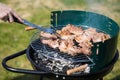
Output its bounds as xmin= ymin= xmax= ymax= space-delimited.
xmin=92 ymin=33 xmax=110 ymax=43
xmin=61 ymin=24 xmax=84 ymax=35
xmin=40 ymin=24 xmax=110 ymax=56
xmin=40 ymin=31 xmax=57 ymax=39
xmin=41 ymin=39 xmax=59 ymax=49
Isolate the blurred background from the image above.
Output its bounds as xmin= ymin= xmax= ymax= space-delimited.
xmin=0 ymin=0 xmax=120 ymax=80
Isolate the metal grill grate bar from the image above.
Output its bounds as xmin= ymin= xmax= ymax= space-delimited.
xmin=31 ymin=39 xmax=93 ymax=63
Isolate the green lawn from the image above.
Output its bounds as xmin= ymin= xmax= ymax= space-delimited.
xmin=0 ymin=0 xmax=120 ymax=80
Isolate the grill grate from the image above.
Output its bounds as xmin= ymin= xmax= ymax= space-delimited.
xmin=31 ymin=39 xmax=95 ymax=74
xmin=31 ymin=39 xmax=93 ymax=62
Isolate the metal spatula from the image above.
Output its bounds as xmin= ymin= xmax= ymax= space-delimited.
xmin=15 ymin=19 xmax=55 ymax=34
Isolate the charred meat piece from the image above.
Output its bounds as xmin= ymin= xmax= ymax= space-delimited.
xmin=78 ymin=41 xmax=93 ymax=55
xmin=62 ymin=24 xmax=84 ymax=35
xmin=92 ymin=33 xmax=110 ymax=43
xmin=59 ymin=39 xmax=68 ymax=53
xmin=67 ymin=45 xmax=82 ymax=56
xmin=56 ymin=29 xmax=74 ymax=40
xmin=41 ymin=39 xmax=59 ymax=49
xmin=84 ymin=28 xmax=110 ymax=43
xmin=74 ymin=34 xmax=91 ymax=43
xmin=40 ymin=31 xmax=57 ymax=39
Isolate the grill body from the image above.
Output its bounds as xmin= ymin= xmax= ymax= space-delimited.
xmin=50 ymin=10 xmax=119 ymax=72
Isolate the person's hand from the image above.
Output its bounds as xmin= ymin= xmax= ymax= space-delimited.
xmin=0 ymin=3 xmax=23 ymax=22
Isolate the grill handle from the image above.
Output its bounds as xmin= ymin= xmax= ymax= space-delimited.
xmin=2 ymin=49 xmax=50 ymax=75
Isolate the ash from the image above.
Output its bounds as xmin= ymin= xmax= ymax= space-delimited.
xmin=34 ymin=50 xmax=90 ymax=74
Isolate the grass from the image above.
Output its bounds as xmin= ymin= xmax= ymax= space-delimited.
xmin=0 ymin=0 xmax=120 ymax=80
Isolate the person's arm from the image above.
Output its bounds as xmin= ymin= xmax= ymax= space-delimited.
xmin=0 ymin=3 xmax=23 ymax=22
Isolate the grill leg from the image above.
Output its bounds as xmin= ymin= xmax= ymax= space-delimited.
xmin=40 ymin=76 xmax=43 ymax=80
